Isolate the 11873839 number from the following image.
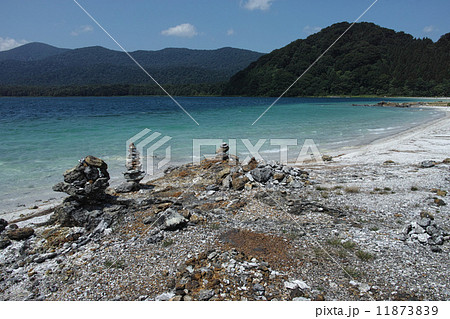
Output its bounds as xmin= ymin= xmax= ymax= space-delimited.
xmin=377 ymin=306 xmax=438 ymax=316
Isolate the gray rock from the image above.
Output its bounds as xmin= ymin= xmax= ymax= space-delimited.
xmin=115 ymin=181 xmax=139 ymax=193
xmin=401 ymin=224 xmax=412 ymax=236
xmin=250 ymin=167 xmax=273 ymax=183
xmin=163 ymin=209 xmax=188 ymax=231
xmin=154 ymin=292 xmax=175 ymax=301
xmin=206 ymin=184 xmax=220 ymax=191
xmin=417 ymin=233 xmax=430 ymax=243
xmin=222 ymin=175 xmax=232 ymax=188
xmin=198 ymin=289 xmax=215 ymax=301
xmin=253 ymin=283 xmax=265 ymax=292
xmin=143 ymin=215 xmax=157 ymax=225
xmin=147 ymin=232 xmax=164 ymax=244
xmin=418 ymin=218 xmax=431 ymax=228
xmin=0 ymin=239 xmax=11 ymax=249
xmin=34 ymin=252 xmax=58 ymax=263
xmin=420 ymin=160 xmax=435 ymax=168
xmin=0 ymin=218 xmax=8 ymax=233
xmin=293 ymin=297 xmax=311 ymax=301
xmin=7 ymin=227 xmax=34 ymax=240
xmin=430 ymin=246 xmax=442 ymax=253
xmin=428 ymin=236 xmax=444 ymax=246
xmin=63 ymin=164 xmax=85 ymax=183
xmin=426 ymin=225 xmax=441 ymax=237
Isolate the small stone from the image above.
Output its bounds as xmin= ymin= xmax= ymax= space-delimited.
xmin=0 ymin=218 xmax=7 ymax=233
xmin=115 ymin=182 xmax=139 ymax=193
xmin=198 ymin=289 xmax=215 ymax=301
xmin=231 ymin=175 xmax=249 ymax=190
xmin=436 ymin=190 xmax=447 ymax=197
xmin=147 ymin=233 xmax=164 ymax=244
xmin=322 ymin=155 xmax=332 ymax=162
xmin=426 ymin=225 xmax=441 ymax=237
xmin=417 ymin=233 xmax=430 ymax=243
xmin=420 ymin=211 xmax=434 ymax=220
xmin=34 ymin=252 xmax=58 ymax=263
xmin=183 ymin=295 xmax=193 ymax=301
xmin=284 ymin=281 xmax=297 ymax=290
xmin=442 ymin=158 xmax=450 ymax=164
xmin=420 ymin=160 xmax=435 ymax=168
xmin=7 ymin=227 xmax=34 ymax=240
xmin=163 ymin=209 xmax=188 ymax=231
xmin=206 ymin=184 xmax=219 ymax=191
xmin=143 ymin=215 xmax=157 ymax=225
xmin=0 ymin=239 xmax=12 ymax=249
xmin=170 ymin=295 xmax=183 ymax=301
xmin=430 ymin=246 xmax=442 ymax=253
xmin=273 ymin=172 xmax=285 ymax=181
xmin=434 ymin=198 xmax=446 ymax=206
xmin=292 ymin=297 xmax=311 ymax=301
xmin=250 ymin=167 xmax=273 ymax=183
xmin=217 ymin=167 xmax=231 ymax=180
xmin=418 ymin=218 xmax=431 ymax=228
xmin=253 ymin=283 xmax=265 ymax=292
xmin=292 ymin=280 xmax=310 ymax=290
xmin=222 ymin=175 xmax=232 ymax=188
xmin=428 ymin=236 xmax=444 ymax=246
xmin=155 ymin=292 xmax=175 ymax=301
xmin=314 ymin=294 xmax=325 ymax=301
xmin=244 ymin=182 xmax=253 ymax=190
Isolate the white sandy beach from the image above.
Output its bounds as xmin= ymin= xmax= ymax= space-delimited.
xmin=333 ymin=105 xmax=450 ymax=165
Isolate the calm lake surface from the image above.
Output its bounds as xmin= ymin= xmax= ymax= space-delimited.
xmin=0 ymin=96 xmax=444 ymax=212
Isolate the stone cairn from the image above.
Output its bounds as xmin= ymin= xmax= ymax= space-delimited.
xmin=116 ymin=143 xmax=146 ymax=193
xmin=400 ymin=214 xmax=449 ymax=253
xmin=216 ymin=142 xmax=239 ymax=164
xmin=53 ymin=155 xmax=110 ymax=202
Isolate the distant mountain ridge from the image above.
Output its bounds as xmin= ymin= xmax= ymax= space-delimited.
xmin=0 ymin=43 xmax=265 ymax=85
xmin=224 ymin=22 xmax=450 ymax=97
xmin=0 ymin=42 xmax=70 ymax=62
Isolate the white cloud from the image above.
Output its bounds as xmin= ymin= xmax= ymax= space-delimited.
xmin=161 ymin=23 xmax=198 ymax=38
xmin=71 ymin=25 xmax=94 ymax=36
xmin=423 ymin=25 xmax=436 ymax=33
xmin=0 ymin=37 xmax=28 ymax=51
xmin=303 ymin=25 xmax=322 ymax=36
xmin=242 ymin=0 xmax=274 ymax=11
xmin=227 ymin=28 xmax=235 ymax=36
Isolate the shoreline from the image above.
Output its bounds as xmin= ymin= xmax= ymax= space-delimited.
xmin=2 ymin=104 xmax=448 ymax=221
xmin=329 ymin=105 xmax=450 ymax=165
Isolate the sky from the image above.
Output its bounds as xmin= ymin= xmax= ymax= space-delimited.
xmin=0 ymin=0 xmax=449 ymax=53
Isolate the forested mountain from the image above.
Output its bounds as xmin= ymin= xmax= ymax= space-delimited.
xmin=224 ymin=22 xmax=450 ymax=97
xmin=1 ymin=22 xmax=449 ymax=97
xmin=0 ymin=44 xmax=264 ymax=86
xmin=0 ymin=42 xmax=69 ymax=62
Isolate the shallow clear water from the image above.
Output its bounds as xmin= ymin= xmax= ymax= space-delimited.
xmin=0 ymin=96 xmax=444 ymax=212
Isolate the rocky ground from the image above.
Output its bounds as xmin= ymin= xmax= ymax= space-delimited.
xmin=0 ymin=106 xmax=449 ymax=301
xmin=0 ymin=151 xmax=449 ymax=301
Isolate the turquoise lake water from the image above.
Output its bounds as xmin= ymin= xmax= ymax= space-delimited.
xmin=0 ymin=96 xmax=444 ymax=212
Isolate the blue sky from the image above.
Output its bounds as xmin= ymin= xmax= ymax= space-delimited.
xmin=0 ymin=0 xmax=449 ymax=53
